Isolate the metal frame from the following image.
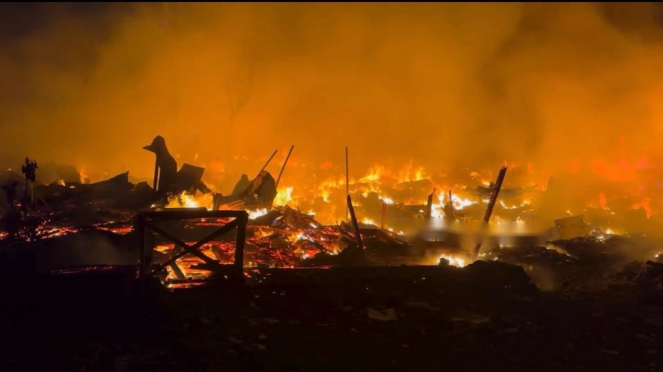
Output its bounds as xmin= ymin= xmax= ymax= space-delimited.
xmin=136 ymin=209 xmax=249 ymax=280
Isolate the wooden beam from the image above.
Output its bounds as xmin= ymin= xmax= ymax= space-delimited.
xmin=346 ymin=195 xmax=364 ymax=250
xmin=154 ymin=219 xmax=240 ymax=269
xmin=345 ymin=147 xmax=349 ymax=221
xmin=275 ymin=145 xmax=294 ymax=188
xmin=472 ymin=166 xmax=508 ymax=259
xmin=447 ymin=190 xmax=456 ymax=221
xmin=425 ymin=188 xmax=436 ymax=219
xmin=256 ymin=150 xmax=278 ymax=178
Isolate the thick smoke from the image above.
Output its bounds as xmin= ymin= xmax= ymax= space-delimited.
xmin=2 ymin=3 xmax=663 ymax=205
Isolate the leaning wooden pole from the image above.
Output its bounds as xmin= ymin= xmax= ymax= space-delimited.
xmin=472 ymin=166 xmax=508 ymax=260
xmin=345 ymin=147 xmax=350 ymax=221
xmin=256 ymin=149 xmax=278 ymax=178
xmin=347 ymin=195 xmax=364 ymax=250
xmin=447 ymin=190 xmax=456 ymax=221
xmin=152 ymin=158 xmax=160 ymax=192
xmin=425 ymin=188 xmax=437 ymax=219
xmin=275 ymin=145 xmax=294 ymax=188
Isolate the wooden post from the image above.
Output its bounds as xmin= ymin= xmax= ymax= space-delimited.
xmin=346 ymin=195 xmax=364 ymax=250
xmin=447 ymin=190 xmax=456 ymax=221
xmin=235 ymin=213 xmax=247 ymax=276
xmin=275 ymin=145 xmax=294 ymax=188
xmin=152 ymin=158 xmax=160 ymax=192
xmin=256 ymin=150 xmax=278 ymax=178
xmin=473 ymin=166 xmax=508 ymax=260
xmin=136 ymin=210 xmax=249 ymax=282
xmin=425 ymin=188 xmax=436 ymax=219
xmin=345 ymin=147 xmax=349 ymax=221
xmin=136 ymin=215 xmax=147 ymax=280
xmin=381 ymin=203 xmax=387 ymax=229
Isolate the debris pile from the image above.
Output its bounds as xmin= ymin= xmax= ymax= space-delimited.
xmin=2 ymin=136 xmax=663 ymax=290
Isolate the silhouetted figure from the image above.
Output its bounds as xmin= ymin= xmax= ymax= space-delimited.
xmin=143 ymin=135 xmax=178 ymax=198
xmin=231 ymin=174 xmax=251 ymax=197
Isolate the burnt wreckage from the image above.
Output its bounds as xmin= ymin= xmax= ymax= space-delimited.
xmin=142 ymin=135 xmax=277 ymax=210
xmin=0 ymin=135 xmax=660 ymax=291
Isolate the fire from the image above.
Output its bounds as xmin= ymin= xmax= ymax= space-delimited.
xmin=274 ymin=187 xmax=294 ymax=206
xmin=443 ymin=193 xmax=476 ymax=210
xmin=248 ymin=208 xmax=269 ymax=219
xmin=470 ymin=172 xmax=491 ymax=187
xmin=430 ymin=206 xmax=444 ymax=219
xmin=438 ymin=254 xmax=466 ymax=268
xmin=359 ymin=165 xmax=385 ymax=183
xmin=318 ymin=176 xmax=345 ymax=202
xmin=165 ymin=192 xmax=213 ymax=209
xmin=78 ymin=168 xmax=90 ymax=184
xmin=598 ymin=192 xmax=610 ymax=211
xmin=629 ymin=197 xmax=652 ymax=219
xmin=361 ymin=217 xmax=377 ymax=226
xmin=396 ymin=161 xmax=426 ymax=183
xmin=319 ymin=161 xmax=334 ymax=170
xmin=380 ymin=196 xmax=394 ymax=205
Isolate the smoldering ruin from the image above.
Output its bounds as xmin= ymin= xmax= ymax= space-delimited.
xmin=3 ymin=3 xmax=663 ymax=372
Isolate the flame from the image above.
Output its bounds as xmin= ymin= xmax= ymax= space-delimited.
xmin=274 ymin=187 xmax=294 ymax=206
xmin=629 ymin=197 xmax=652 ymax=219
xmin=438 ymin=254 xmax=466 ymax=268
xmin=361 ymin=217 xmax=377 ymax=226
xmin=318 ymin=176 xmax=345 ymax=202
xmin=447 ymin=193 xmax=476 ymax=210
xmin=430 ymin=206 xmax=444 ymax=219
xmin=165 ymin=192 xmax=213 ymax=209
xmin=319 ymin=161 xmax=334 ymax=170
xmin=598 ymin=192 xmax=610 ymax=211
xmin=248 ymin=208 xmax=269 ymax=219
xmin=78 ymin=168 xmax=89 ymax=184
xmin=380 ymin=196 xmax=394 ymax=205
xmin=396 ymin=161 xmax=426 ymax=183
xmin=359 ymin=165 xmax=385 ymax=183
xmin=470 ymin=171 xmax=491 ymax=187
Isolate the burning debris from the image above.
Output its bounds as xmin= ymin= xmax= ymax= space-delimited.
xmin=1 ymin=135 xmax=663 ymax=291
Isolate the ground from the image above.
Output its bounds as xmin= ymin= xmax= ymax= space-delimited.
xmin=1 ymin=263 xmax=662 ymax=372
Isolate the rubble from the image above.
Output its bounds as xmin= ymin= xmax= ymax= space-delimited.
xmin=2 ymin=148 xmax=663 ymax=372
xmin=1 ymin=138 xmax=663 ymax=293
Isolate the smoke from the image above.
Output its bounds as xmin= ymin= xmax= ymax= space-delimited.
xmin=2 ymin=3 xmax=663 ymax=205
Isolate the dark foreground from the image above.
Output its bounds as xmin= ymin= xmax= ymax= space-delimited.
xmin=1 ymin=263 xmax=662 ymax=372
